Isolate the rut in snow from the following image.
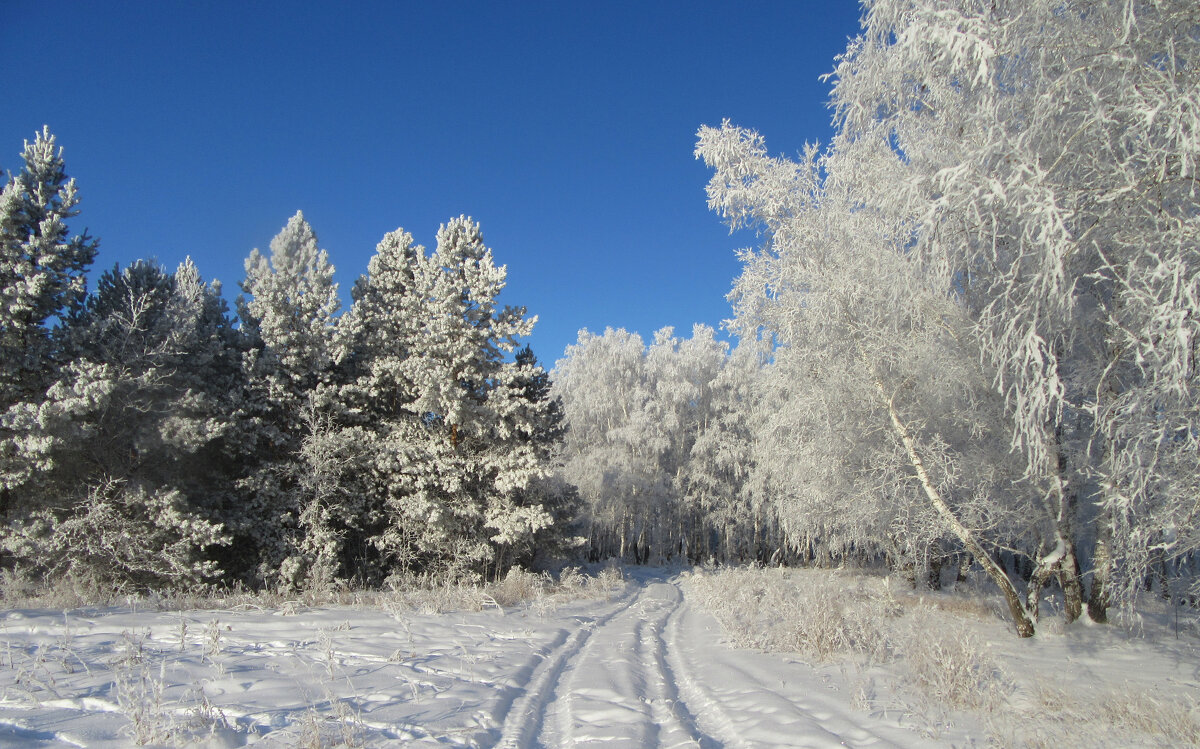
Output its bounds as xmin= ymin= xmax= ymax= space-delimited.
xmin=494 ymin=571 xmax=918 ymax=749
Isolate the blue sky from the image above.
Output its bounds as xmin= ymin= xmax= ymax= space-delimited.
xmin=1 ymin=1 xmax=862 ymax=366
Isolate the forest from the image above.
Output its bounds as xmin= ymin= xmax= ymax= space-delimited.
xmin=2 ymin=0 xmax=1198 ymax=643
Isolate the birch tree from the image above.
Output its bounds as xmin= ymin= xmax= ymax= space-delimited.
xmin=698 ymin=121 xmax=1037 ymax=635
xmin=681 ymin=340 xmax=771 ymax=562
xmin=554 ymin=325 xmax=730 ymax=563
xmin=827 ymin=0 xmax=1200 ymax=619
xmin=698 ymin=0 xmax=1199 ymax=633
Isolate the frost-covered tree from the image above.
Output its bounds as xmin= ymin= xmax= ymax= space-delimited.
xmin=239 ymin=211 xmax=340 ymax=408
xmin=235 ymin=211 xmax=342 ymax=587
xmin=377 ymin=218 xmax=550 ymax=579
xmin=683 ymin=340 xmax=777 ymax=563
xmin=646 ymin=325 xmax=727 ymax=559
xmin=330 ymin=218 xmax=562 ymax=583
xmin=554 ymin=328 xmax=658 ymax=561
xmin=554 ymin=325 xmax=729 ymax=563
xmin=697 ymin=0 xmax=1200 ymax=634
xmin=699 ymin=121 xmax=1032 ymax=633
xmin=483 ymin=344 xmax=578 ymax=569
xmin=0 ymin=260 xmax=234 ymax=589
xmin=0 ymin=127 xmax=98 ymax=407
xmin=826 ymin=0 xmax=1200 ymax=620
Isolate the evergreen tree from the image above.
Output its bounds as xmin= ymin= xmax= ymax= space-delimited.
xmin=0 ymin=127 xmax=98 ymax=407
xmin=335 ymin=218 xmax=560 ymax=582
xmin=235 ymin=211 xmax=342 ymax=588
xmin=485 ymin=345 xmax=579 ymax=571
xmin=0 ymin=260 xmax=232 ymax=590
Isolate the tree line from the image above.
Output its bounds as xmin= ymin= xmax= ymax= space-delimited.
xmin=0 ymin=128 xmax=576 ymax=592
xmin=2 ymin=0 xmax=1196 ymax=639
xmin=555 ymin=0 xmax=1200 ymax=637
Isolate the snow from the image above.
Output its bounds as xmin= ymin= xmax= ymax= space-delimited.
xmin=1 ymin=568 xmax=1197 ymax=747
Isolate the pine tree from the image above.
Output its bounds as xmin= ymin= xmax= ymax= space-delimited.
xmin=0 ymin=260 xmax=232 ymax=590
xmin=485 ymin=345 xmax=578 ymax=571
xmin=339 ymin=218 xmax=555 ymax=582
xmin=234 ymin=211 xmax=342 ymax=588
xmin=0 ymin=127 xmax=98 ymax=408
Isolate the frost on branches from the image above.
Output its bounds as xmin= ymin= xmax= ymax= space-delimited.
xmin=696 ymin=0 xmax=1200 ymax=635
xmin=1 ymin=260 xmax=236 ymax=590
xmin=335 ymin=217 xmax=566 ymax=584
xmin=553 ymin=325 xmax=769 ymax=564
xmin=232 ymin=214 xmax=570 ymax=589
xmin=234 ymin=211 xmax=344 ymax=588
xmin=0 ymin=126 xmax=97 ymax=407
xmin=0 ymin=131 xmax=568 ymax=592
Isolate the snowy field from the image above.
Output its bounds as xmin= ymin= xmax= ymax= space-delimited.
xmin=0 ymin=567 xmax=1197 ymax=747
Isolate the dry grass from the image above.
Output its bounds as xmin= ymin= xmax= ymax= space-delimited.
xmin=392 ymin=565 xmax=624 ymax=615
xmin=990 ymin=680 xmax=1200 ymax=748
xmin=0 ymin=563 xmax=624 ymax=616
xmin=685 ymin=565 xmax=1200 ymax=747
xmin=684 ymin=565 xmax=897 ymax=662
xmin=895 ymin=607 xmax=1006 ymax=711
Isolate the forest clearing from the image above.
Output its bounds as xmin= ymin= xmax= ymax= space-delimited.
xmin=2 ymin=0 xmax=1198 ymax=745
xmin=1 ymin=566 xmax=1197 ymax=747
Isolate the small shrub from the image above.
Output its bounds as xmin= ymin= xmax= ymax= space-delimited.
xmin=894 ymin=607 xmax=1007 ymax=711
xmin=491 ymin=567 xmax=550 ymax=607
xmin=685 ymin=567 xmax=893 ymax=662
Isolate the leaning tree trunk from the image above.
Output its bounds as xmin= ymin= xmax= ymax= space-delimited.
xmin=877 ymin=381 xmax=1036 ymax=637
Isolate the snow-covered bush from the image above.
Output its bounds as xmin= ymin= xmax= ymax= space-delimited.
xmin=894 ymin=607 xmax=1006 ymax=711
xmin=0 ymin=479 xmax=226 ymax=592
xmin=491 ymin=567 xmax=551 ymax=607
xmin=684 ymin=566 xmax=895 ymax=662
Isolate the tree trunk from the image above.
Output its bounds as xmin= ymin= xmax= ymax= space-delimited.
xmin=1025 ymin=531 xmax=1083 ymax=623
xmin=928 ymin=554 xmax=944 ymax=590
xmin=1088 ymin=520 xmax=1112 ymax=623
xmin=1025 ymin=542 xmax=1056 ymax=623
xmin=957 ymin=552 xmax=972 ymax=584
xmin=619 ymin=511 xmax=628 ymax=561
xmin=877 ymin=381 xmax=1036 ymax=637
xmin=1060 ymin=544 xmax=1084 ymax=623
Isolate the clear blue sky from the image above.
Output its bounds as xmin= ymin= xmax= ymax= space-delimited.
xmin=1 ymin=1 xmax=862 ymax=366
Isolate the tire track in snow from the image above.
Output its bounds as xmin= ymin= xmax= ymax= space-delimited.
xmin=494 ymin=584 xmax=642 ymax=748
xmin=638 ymin=584 xmax=722 ymax=749
xmin=523 ymin=575 xmax=719 ymax=748
xmin=662 ymin=595 xmax=750 ymax=749
xmin=666 ymin=576 xmax=910 ymax=748
xmin=638 ymin=585 xmax=720 ymax=749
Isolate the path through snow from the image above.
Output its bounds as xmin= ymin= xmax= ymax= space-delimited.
xmin=516 ymin=570 xmax=920 ymax=749
xmin=0 ymin=570 xmax=936 ymax=747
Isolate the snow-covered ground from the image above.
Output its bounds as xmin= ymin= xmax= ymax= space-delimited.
xmin=0 ymin=568 xmax=1197 ymax=747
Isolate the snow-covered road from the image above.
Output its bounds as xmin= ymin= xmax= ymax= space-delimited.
xmin=0 ymin=570 xmax=935 ymax=747
xmin=511 ymin=570 xmax=919 ymax=749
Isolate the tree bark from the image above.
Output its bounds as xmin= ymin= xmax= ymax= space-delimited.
xmin=1088 ymin=519 xmax=1112 ymax=623
xmin=1060 ymin=544 xmax=1085 ymax=622
xmin=877 ymin=380 xmax=1036 ymax=637
xmin=957 ymin=552 xmax=972 ymax=584
xmin=1025 ymin=530 xmax=1084 ymax=623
